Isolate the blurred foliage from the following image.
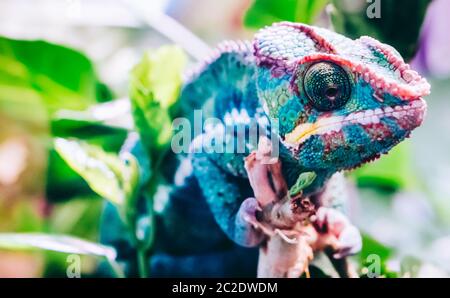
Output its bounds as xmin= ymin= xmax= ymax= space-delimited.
xmin=0 ymin=37 xmax=107 ymax=125
xmin=330 ymin=0 xmax=431 ymax=61
xmin=46 ymin=150 xmax=107 ymax=202
xmin=51 ymin=115 xmax=127 ymax=143
xmin=244 ymin=0 xmax=328 ymax=28
xmin=0 ymin=36 xmax=119 ymax=203
xmin=14 ymin=45 xmax=189 ymax=278
xmin=0 ymin=37 xmax=118 ymax=276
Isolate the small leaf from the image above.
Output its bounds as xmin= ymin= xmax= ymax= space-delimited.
xmin=129 ymin=46 xmax=187 ymax=160
xmin=54 ymin=138 xmax=139 ymax=206
xmin=289 ymin=171 xmax=317 ymax=197
xmin=131 ymin=46 xmax=186 ymax=109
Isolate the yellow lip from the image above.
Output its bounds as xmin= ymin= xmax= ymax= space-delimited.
xmin=283 ymin=115 xmax=346 ymax=146
xmin=284 ymin=123 xmax=318 ymax=145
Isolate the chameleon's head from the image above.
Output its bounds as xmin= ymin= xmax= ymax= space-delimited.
xmin=254 ymin=22 xmax=430 ymax=172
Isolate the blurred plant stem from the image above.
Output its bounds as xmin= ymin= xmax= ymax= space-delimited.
xmin=136 ymin=249 xmax=148 ymax=278
xmin=122 ymin=0 xmax=211 ymax=61
xmin=127 ymin=46 xmax=186 ymax=277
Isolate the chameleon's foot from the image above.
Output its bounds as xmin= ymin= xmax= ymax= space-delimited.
xmin=235 ymin=197 xmax=268 ymax=247
xmin=311 ymin=207 xmax=362 ymax=259
xmin=238 ymin=198 xmax=260 ymax=226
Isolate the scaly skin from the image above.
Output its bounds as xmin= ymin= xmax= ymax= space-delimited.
xmin=101 ymin=22 xmax=430 ymax=277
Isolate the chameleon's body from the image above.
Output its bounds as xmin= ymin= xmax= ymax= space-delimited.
xmin=101 ymin=22 xmax=429 ymax=277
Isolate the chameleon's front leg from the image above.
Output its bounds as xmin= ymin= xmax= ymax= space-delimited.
xmin=311 ymin=207 xmax=362 ymax=260
xmin=310 ymin=207 xmax=361 ymax=278
xmin=192 ymin=153 xmax=266 ymax=248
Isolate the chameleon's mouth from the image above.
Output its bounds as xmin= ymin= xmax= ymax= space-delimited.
xmin=283 ymin=98 xmax=427 ymax=147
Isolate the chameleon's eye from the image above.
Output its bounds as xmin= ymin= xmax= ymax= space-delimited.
xmin=303 ymin=62 xmax=351 ymax=111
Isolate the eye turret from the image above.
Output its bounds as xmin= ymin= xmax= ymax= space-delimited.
xmin=303 ymin=62 xmax=351 ymax=111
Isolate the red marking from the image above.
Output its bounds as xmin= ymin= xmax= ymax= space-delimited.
xmin=321 ymin=130 xmax=345 ymax=154
xmin=362 ymin=122 xmax=393 ymax=142
xmin=396 ymin=110 xmax=425 ymax=130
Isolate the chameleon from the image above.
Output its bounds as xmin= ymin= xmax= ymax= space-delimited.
xmin=100 ymin=22 xmax=430 ymax=277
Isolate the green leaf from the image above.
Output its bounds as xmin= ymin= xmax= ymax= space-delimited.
xmin=330 ymin=0 xmax=431 ymax=61
xmin=131 ymin=46 xmax=186 ymax=109
xmin=129 ymin=45 xmax=187 ymax=161
xmin=54 ymin=138 xmax=139 ymax=206
xmin=351 ymin=141 xmax=419 ymax=191
xmin=244 ymin=0 xmax=329 ymax=28
xmin=289 ymin=171 xmax=317 ymax=197
xmin=0 ymin=37 xmax=104 ymax=125
xmin=47 ymin=100 xmax=131 ymax=202
xmin=0 ymin=233 xmax=116 ymax=259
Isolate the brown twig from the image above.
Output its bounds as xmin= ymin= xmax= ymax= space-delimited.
xmin=245 ymin=137 xmax=357 ymax=278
